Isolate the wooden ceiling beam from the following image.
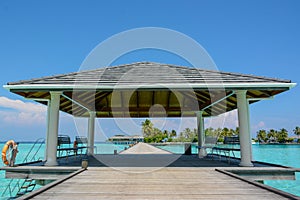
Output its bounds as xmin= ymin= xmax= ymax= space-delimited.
xmin=199 ymin=91 xmax=229 ymax=110
xmin=62 ymin=92 xmax=94 ymax=111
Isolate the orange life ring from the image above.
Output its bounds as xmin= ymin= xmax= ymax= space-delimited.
xmin=2 ymin=140 xmax=18 ymax=166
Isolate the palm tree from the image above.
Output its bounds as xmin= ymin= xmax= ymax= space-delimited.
xmin=183 ymin=128 xmax=193 ymax=139
xmin=221 ymin=127 xmax=230 ymax=138
xmin=234 ymin=127 xmax=240 ymax=136
xmin=267 ymin=129 xmax=278 ymax=143
xmin=277 ymin=128 xmax=288 ymax=143
xmin=205 ymin=127 xmax=214 ymax=137
xmin=141 ymin=119 xmax=154 ymax=137
xmin=293 ymin=126 xmax=300 ymax=137
xmin=257 ymin=129 xmax=267 ymax=143
xmin=163 ymin=130 xmax=169 ymax=138
xmin=170 ymin=130 xmax=177 ymax=138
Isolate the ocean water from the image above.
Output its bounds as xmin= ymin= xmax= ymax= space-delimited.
xmin=155 ymin=143 xmax=300 ymax=168
xmin=0 ymin=142 xmax=128 ymax=198
xmin=0 ymin=142 xmax=299 ymax=197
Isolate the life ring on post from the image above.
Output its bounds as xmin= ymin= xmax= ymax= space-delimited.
xmin=2 ymin=140 xmax=18 ymax=166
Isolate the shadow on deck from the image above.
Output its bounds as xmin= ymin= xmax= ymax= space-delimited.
xmin=53 ymin=154 xmax=273 ymax=168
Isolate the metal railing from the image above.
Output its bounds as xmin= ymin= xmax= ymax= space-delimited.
xmin=1 ymin=178 xmax=36 ymax=198
xmin=1 ymin=138 xmax=44 ymax=198
xmin=21 ymin=138 xmax=45 ymax=164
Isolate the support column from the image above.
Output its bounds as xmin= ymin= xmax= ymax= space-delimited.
xmin=45 ymin=91 xmax=61 ymax=166
xmin=87 ymin=111 xmax=96 ymax=155
xmin=196 ymin=111 xmax=206 ymax=158
xmin=236 ymin=90 xmax=253 ymax=167
xmin=44 ymin=100 xmax=51 ymax=161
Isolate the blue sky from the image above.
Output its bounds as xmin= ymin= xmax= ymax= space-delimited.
xmin=0 ymin=1 xmax=299 ymax=141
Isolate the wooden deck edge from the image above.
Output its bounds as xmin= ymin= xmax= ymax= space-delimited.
xmin=252 ymin=160 xmax=292 ymax=168
xmin=18 ymin=168 xmax=86 ymax=200
xmin=15 ymin=159 xmax=44 ymax=167
xmin=215 ymin=168 xmax=300 ymax=200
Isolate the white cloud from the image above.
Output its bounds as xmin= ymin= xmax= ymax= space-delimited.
xmin=0 ymin=96 xmax=47 ymax=125
xmin=0 ymin=96 xmax=46 ymax=113
xmin=252 ymin=121 xmax=266 ymax=131
xmin=257 ymin=121 xmax=265 ymax=128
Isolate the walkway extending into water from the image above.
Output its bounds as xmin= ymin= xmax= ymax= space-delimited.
xmin=16 ymin=143 xmax=300 ymax=199
xmin=120 ymin=142 xmax=172 ymax=154
xmin=28 ymin=167 xmax=291 ymax=200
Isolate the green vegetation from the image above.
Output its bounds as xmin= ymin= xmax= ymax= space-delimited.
xmin=293 ymin=126 xmax=300 ymax=137
xmin=205 ymin=127 xmax=239 ymax=143
xmin=173 ymin=128 xmax=197 ymax=143
xmin=257 ymin=128 xmax=299 ymax=144
xmin=142 ymin=119 xmax=177 ymax=143
xmin=141 ymin=119 xmax=300 ymax=144
xmin=141 ymin=119 xmax=238 ymax=143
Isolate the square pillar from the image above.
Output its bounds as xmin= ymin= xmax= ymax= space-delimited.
xmin=236 ymin=90 xmax=253 ymax=167
xmin=196 ymin=111 xmax=207 ymax=158
xmin=87 ymin=111 xmax=96 ymax=155
xmin=45 ymin=91 xmax=61 ymax=166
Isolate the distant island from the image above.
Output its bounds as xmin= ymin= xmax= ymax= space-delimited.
xmin=140 ymin=119 xmax=300 ymax=145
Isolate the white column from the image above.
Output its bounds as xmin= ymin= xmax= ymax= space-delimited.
xmin=196 ymin=111 xmax=206 ymax=158
xmin=236 ymin=90 xmax=253 ymax=167
xmin=87 ymin=111 xmax=96 ymax=155
xmin=44 ymin=100 xmax=51 ymax=161
xmin=45 ymin=91 xmax=61 ymax=166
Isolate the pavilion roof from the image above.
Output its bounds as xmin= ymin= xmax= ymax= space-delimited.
xmin=4 ymin=62 xmax=295 ymax=118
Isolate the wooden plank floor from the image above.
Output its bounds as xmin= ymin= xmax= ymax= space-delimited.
xmin=24 ymin=144 xmax=295 ymax=199
xmin=32 ymin=167 xmax=289 ymax=199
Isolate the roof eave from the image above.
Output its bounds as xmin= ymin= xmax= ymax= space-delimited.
xmin=3 ymin=82 xmax=297 ymax=91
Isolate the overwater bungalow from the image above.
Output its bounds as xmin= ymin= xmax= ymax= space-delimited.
xmin=1 ymin=62 xmax=299 ymax=199
xmin=108 ymin=135 xmax=144 ymax=144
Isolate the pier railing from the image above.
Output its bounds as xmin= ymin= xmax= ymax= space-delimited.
xmin=1 ymin=139 xmax=44 ymax=198
xmin=1 ymin=178 xmax=36 ymax=198
xmin=21 ymin=138 xmax=45 ymax=164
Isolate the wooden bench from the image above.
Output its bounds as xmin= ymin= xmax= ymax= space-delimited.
xmin=57 ymin=135 xmax=88 ymax=159
xmin=211 ymin=147 xmax=240 ymax=157
xmin=210 ymin=136 xmax=241 ymax=163
xmin=75 ymin=136 xmax=97 ymax=154
xmin=57 ymin=135 xmax=72 ymax=157
xmin=197 ymin=136 xmax=240 ymax=164
xmin=224 ymin=136 xmax=240 ymax=144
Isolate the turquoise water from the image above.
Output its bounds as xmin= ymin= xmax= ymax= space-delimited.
xmin=0 ymin=142 xmax=128 ymax=198
xmin=0 ymin=142 xmax=46 ymax=198
xmin=0 ymin=142 xmax=299 ymax=197
xmin=156 ymin=143 xmax=300 ymax=168
xmin=94 ymin=143 xmax=129 ymax=154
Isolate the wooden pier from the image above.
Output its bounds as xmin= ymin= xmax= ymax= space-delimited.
xmin=13 ymin=143 xmax=298 ymax=199
xmin=24 ymin=167 xmax=296 ymax=200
